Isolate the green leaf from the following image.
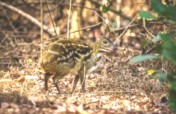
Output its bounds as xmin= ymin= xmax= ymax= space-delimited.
xmin=162 ymin=49 xmax=176 ymax=65
xmin=102 ymin=5 xmax=110 ymax=13
xmin=166 ymin=6 xmax=176 ymax=21
xmin=138 ymin=11 xmax=156 ymax=19
xmin=169 ymin=89 xmax=176 ymax=112
xmin=153 ymin=33 xmax=173 ymax=43
xmin=153 ymin=72 xmax=167 ymax=83
xmin=167 ymin=72 xmax=176 ymax=84
xmin=129 ymin=54 xmax=159 ymax=64
xmin=152 ymin=34 xmax=161 ymax=42
xmin=162 ymin=40 xmax=176 ymax=50
xmin=151 ymin=0 xmax=168 ymax=16
xmin=159 ymin=33 xmax=173 ymax=41
xmin=157 ymin=33 xmax=176 ymax=64
xmin=105 ymin=26 xmax=110 ymax=32
xmin=155 ymin=45 xmax=163 ymax=54
xmin=167 ymin=72 xmax=176 ymax=112
xmin=169 ymin=82 xmax=176 ymax=90
xmin=141 ymin=39 xmax=150 ymax=48
xmin=151 ymin=0 xmax=176 ymax=21
xmin=116 ymin=10 xmax=122 ymax=15
xmin=101 ymin=0 xmax=110 ymax=13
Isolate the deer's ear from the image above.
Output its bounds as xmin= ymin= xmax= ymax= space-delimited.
xmin=95 ymin=30 xmax=101 ymax=41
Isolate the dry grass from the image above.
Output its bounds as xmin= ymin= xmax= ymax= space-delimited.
xmin=0 ymin=47 xmax=172 ymax=113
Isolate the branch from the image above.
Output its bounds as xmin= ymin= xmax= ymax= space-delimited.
xmin=0 ymin=1 xmax=55 ymax=37
xmin=58 ymin=2 xmax=133 ymax=22
xmin=56 ymin=22 xmax=102 ymax=39
xmin=90 ymin=0 xmax=132 ymax=21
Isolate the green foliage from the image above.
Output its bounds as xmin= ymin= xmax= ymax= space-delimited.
xmin=105 ymin=26 xmax=111 ymax=32
xmin=155 ymin=33 xmax=176 ymax=112
xmin=131 ymin=0 xmax=176 ymax=112
xmin=138 ymin=11 xmax=156 ymax=19
xmin=129 ymin=55 xmax=159 ymax=64
xmin=155 ymin=33 xmax=172 ymax=42
xmin=101 ymin=0 xmax=111 ymax=13
xmin=102 ymin=5 xmax=110 ymax=13
xmin=153 ymin=72 xmax=167 ymax=83
xmin=169 ymin=89 xmax=176 ymax=112
xmin=167 ymin=72 xmax=176 ymax=112
xmin=158 ymin=33 xmax=176 ymax=64
xmin=151 ymin=0 xmax=176 ymax=21
xmin=152 ymin=33 xmax=173 ymax=43
xmin=151 ymin=0 xmax=168 ymax=16
xmin=141 ymin=39 xmax=150 ymax=48
xmin=167 ymin=72 xmax=176 ymax=89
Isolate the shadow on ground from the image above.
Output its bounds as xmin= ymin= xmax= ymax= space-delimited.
xmin=0 ymin=92 xmax=57 ymax=113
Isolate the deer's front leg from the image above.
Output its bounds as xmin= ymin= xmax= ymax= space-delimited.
xmin=72 ymin=74 xmax=80 ymax=93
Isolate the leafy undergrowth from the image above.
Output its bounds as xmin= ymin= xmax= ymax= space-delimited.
xmin=0 ymin=49 xmax=172 ymax=114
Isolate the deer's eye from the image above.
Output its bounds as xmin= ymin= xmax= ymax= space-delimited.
xmin=103 ymin=40 xmax=108 ymax=44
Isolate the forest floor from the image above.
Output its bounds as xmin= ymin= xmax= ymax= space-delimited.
xmin=0 ymin=48 xmax=172 ymax=114
xmin=0 ymin=0 xmax=175 ymax=113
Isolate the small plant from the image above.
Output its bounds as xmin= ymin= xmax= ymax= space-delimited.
xmin=130 ymin=0 xmax=176 ymax=112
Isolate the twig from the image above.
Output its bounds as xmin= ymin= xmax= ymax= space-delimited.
xmin=56 ymin=22 xmax=102 ymax=39
xmin=114 ymin=14 xmax=137 ymax=44
xmin=1 ymin=9 xmax=18 ymax=45
xmin=40 ymin=0 xmax=44 ymax=59
xmin=16 ymin=22 xmax=103 ymax=45
xmin=143 ymin=19 xmax=155 ymax=38
xmin=114 ymin=0 xmax=147 ymax=44
xmin=0 ymin=1 xmax=55 ymax=37
xmin=67 ymin=0 xmax=72 ymax=39
xmin=16 ymin=22 xmax=138 ymax=45
xmin=2 ymin=8 xmax=17 ymax=33
xmin=90 ymin=0 xmax=132 ymax=21
xmin=21 ymin=0 xmax=57 ymax=12
xmin=113 ymin=24 xmax=139 ymax=33
xmin=57 ymin=2 xmax=135 ymax=37
xmin=45 ymin=0 xmax=58 ymax=36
